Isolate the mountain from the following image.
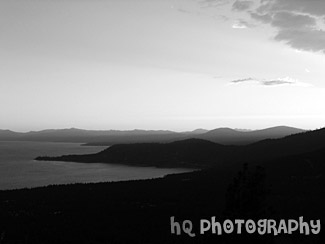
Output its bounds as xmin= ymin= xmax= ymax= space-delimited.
xmin=264 ymin=146 xmax=325 ymax=180
xmin=36 ymin=127 xmax=325 ymax=169
xmin=0 ymin=128 xmax=183 ymax=144
xmin=0 ymin=129 xmax=23 ymax=140
xmin=195 ymin=126 xmax=306 ymax=145
xmin=182 ymin=128 xmax=209 ymax=134
xmin=244 ymin=126 xmax=325 ymax=161
xmin=86 ymin=126 xmax=305 ymax=145
xmin=0 ymin=126 xmax=305 ymax=145
xmin=36 ymin=138 xmax=230 ymax=168
xmin=234 ymin=128 xmax=253 ymax=132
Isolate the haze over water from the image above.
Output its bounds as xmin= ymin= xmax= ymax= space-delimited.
xmin=0 ymin=141 xmax=191 ymax=190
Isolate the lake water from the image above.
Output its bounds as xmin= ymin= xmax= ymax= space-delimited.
xmin=0 ymin=141 xmax=192 ymax=190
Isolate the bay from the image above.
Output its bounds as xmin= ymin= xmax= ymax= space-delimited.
xmin=0 ymin=141 xmax=191 ymax=190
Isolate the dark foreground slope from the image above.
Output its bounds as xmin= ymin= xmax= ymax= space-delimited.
xmin=36 ymin=127 xmax=325 ymax=169
xmin=1 ymin=146 xmax=325 ymax=244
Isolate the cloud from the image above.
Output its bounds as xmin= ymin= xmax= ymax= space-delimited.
xmin=232 ymin=0 xmax=254 ymax=11
xmin=262 ymin=79 xmax=294 ymax=86
xmin=231 ymin=77 xmax=255 ymax=83
xmin=250 ymin=0 xmax=325 ymax=53
xmin=177 ymin=8 xmax=192 ymax=14
xmin=256 ymin=0 xmax=325 ymax=17
xmin=199 ymin=0 xmax=325 ymax=53
xmin=230 ymin=77 xmax=311 ymax=86
xmin=250 ymin=12 xmax=273 ymax=23
xmin=199 ymin=0 xmax=231 ymax=8
xmin=270 ymin=11 xmax=316 ymax=29
xmin=232 ymin=19 xmax=255 ymax=28
xmin=274 ymin=28 xmax=325 ymax=52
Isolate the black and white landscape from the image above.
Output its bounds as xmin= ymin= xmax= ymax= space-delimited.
xmin=1 ymin=0 xmax=325 ymax=243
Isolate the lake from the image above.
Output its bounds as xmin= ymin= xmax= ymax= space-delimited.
xmin=0 ymin=141 xmax=192 ymax=190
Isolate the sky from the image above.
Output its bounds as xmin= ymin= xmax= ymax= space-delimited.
xmin=1 ymin=0 xmax=325 ymax=132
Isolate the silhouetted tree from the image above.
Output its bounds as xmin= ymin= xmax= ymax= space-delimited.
xmin=224 ymin=163 xmax=271 ymax=219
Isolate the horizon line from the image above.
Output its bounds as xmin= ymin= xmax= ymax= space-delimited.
xmin=0 ymin=125 xmax=318 ymax=134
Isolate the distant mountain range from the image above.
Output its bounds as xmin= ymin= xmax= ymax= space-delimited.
xmin=195 ymin=126 xmax=306 ymax=145
xmin=0 ymin=126 xmax=305 ymax=145
xmin=36 ymin=127 xmax=325 ymax=169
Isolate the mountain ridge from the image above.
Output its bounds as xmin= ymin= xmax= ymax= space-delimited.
xmin=195 ymin=125 xmax=306 ymax=145
xmin=1 ymin=126 xmax=306 ymax=145
xmin=36 ymin=127 xmax=325 ymax=169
